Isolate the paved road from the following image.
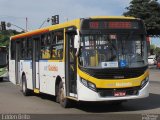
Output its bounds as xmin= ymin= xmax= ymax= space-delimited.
xmin=0 ymin=68 xmax=160 ymax=119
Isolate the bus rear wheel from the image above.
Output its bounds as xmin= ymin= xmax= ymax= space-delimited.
xmin=58 ymin=81 xmax=71 ymax=108
xmin=22 ymin=75 xmax=30 ymax=96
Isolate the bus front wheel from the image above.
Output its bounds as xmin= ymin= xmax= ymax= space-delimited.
xmin=22 ymin=75 xmax=30 ymax=96
xmin=58 ymin=81 xmax=70 ymax=108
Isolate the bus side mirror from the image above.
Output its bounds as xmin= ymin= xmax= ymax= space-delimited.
xmin=74 ymin=35 xmax=80 ymax=49
xmin=74 ymin=29 xmax=80 ymax=56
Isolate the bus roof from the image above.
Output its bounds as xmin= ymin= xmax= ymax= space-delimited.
xmin=11 ymin=16 xmax=137 ymax=40
xmin=90 ymin=16 xmax=136 ymax=19
xmin=11 ymin=19 xmax=81 ymax=40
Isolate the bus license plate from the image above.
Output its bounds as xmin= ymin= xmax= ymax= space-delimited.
xmin=114 ymin=91 xmax=126 ymax=97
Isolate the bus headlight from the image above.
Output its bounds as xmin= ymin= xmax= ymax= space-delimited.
xmin=141 ymin=77 xmax=149 ymax=89
xmin=81 ymin=79 xmax=88 ymax=87
xmin=81 ymin=78 xmax=96 ymax=91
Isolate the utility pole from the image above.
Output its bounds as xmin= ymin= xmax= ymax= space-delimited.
xmin=26 ymin=17 xmax=28 ymax=32
xmin=39 ymin=18 xmax=50 ymax=29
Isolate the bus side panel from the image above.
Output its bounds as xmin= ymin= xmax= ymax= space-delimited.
xmin=9 ymin=60 xmax=16 ymax=84
xmin=47 ymin=62 xmax=65 ymax=95
xmin=39 ymin=61 xmax=65 ymax=95
xmin=21 ymin=60 xmax=33 ymax=90
xmin=39 ymin=61 xmax=48 ymax=94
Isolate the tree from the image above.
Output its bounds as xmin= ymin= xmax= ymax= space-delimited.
xmin=0 ymin=30 xmax=22 ymax=47
xmin=150 ymin=44 xmax=156 ymax=55
xmin=155 ymin=47 xmax=160 ymax=57
xmin=123 ymin=0 xmax=160 ymax=35
xmin=150 ymin=44 xmax=156 ymax=50
xmin=149 ymin=44 xmax=160 ymax=56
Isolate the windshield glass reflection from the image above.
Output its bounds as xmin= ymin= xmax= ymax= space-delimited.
xmin=79 ymin=34 xmax=147 ymax=68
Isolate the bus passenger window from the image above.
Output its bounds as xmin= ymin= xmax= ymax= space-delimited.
xmin=41 ymin=34 xmax=51 ymax=59
xmin=21 ymin=39 xmax=27 ymax=59
xmin=26 ymin=38 xmax=32 ymax=59
xmin=51 ymin=30 xmax=64 ymax=60
xmin=11 ymin=41 xmax=16 ymax=60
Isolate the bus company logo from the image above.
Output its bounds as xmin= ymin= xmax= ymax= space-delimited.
xmin=107 ymin=83 xmax=115 ymax=87
xmin=116 ymin=82 xmax=132 ymax=87
xmin=48 ymin=65 xmax=58 ymax=71
xmin=107 ymin=82 xmax=132 ymax=87
xmin=44 ymin=65 xmax=58 ymax=71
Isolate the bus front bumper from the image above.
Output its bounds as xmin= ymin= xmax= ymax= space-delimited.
xmin=77 ymin=80 xmax=149 ymax=102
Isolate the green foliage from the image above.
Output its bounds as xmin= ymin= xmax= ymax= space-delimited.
xmin=155 ymin=47 xmax=160 ymax=56
xmin=123 ymin=0 xmax=160 ymax=32
xmin=0 ymin=30 xmax=22 ymax=47
xmin=150 ymin=44 xmax=160 ymax=55
xmin=150 ymin=44 xmax=156 ymax=50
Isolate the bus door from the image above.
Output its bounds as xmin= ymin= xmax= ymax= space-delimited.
xmin=65 ymin=29 xmax=77 ymax=97
xmin=15 ymin=41 xmax=20 ymax=84
xmin=32 ymin=37 xmax=40 ymax=90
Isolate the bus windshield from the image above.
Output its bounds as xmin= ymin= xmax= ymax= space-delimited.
xmin=79 ymin=33 xmax=147 ymax=69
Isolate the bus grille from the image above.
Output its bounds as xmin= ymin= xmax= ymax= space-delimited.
xmin=97 ymin=87 xmax=140 ymax=97
xmin=80 ymin=66 xmax=148 ymax=79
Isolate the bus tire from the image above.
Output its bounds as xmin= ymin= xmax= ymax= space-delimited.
xmin=55 ymin=80 xmax=60 ymax=103
xmin=58 ymin=81 xmax=70 ymax=108
xmin=22 ymin=75 xmax=30 ymax=96
xmin=0 ymin=78 xmax=3 ymax=82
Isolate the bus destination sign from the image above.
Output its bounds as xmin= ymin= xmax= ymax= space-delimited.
xmin=82 ymin=20 xmax=139 ymax=30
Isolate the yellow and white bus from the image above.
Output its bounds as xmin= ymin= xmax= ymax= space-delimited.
xmin=9 ymin=16 xmax=149 ymax=107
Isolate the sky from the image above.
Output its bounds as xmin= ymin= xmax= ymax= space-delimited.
xmin=0 ymin=0 xmax=132 ymax=30
xmin=0 ymin=0 xmax=160 ymax=46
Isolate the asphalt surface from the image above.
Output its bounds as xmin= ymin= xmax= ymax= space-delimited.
xmin=0 ymin=67 xmax=160 ymax=120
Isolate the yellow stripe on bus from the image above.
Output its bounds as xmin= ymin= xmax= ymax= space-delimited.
xmin=78 ymin=68 xmax=149 ymax=88
xmin=48 ymin=60 xmax=64 ymax=62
